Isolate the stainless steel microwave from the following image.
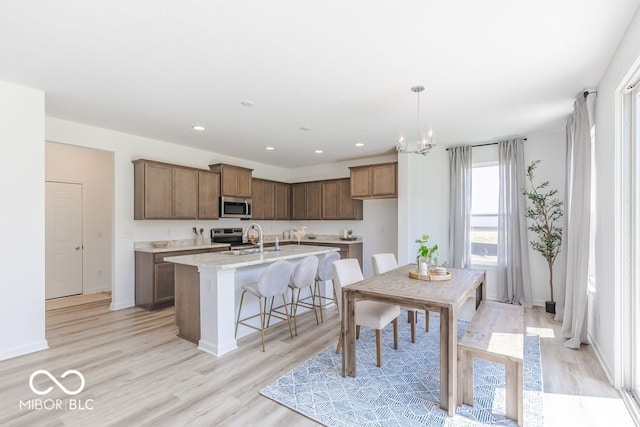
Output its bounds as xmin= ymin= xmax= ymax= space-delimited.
xmin=220 ymin=196 xmax=252 ymax=219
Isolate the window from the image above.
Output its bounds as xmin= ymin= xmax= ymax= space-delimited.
xmin=470 ymin=163 xmax=499 ymax=265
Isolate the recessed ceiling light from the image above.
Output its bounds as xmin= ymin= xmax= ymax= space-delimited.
xmin=355 ymin=143 xmax=364 ymax=147
xmin=240 ymin=100 xmax=255 ymax=107
xmin=265 ymin=146 xmax=275 ymax=151
xmin=314 ymin=150 xmax=323 ymax=154
xmin=300 ymin=126 xmax=311 ymax=131
xmin=192 ymin=125 xmax=205 ymax=131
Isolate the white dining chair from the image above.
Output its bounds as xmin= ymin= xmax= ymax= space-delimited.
xmin=371 ymin=253 xmax=431 ymax=343
xmin=235 ymin=260 xmax=294 ymax=352
xmin=333 ymin=258 xmax=400 ymax=367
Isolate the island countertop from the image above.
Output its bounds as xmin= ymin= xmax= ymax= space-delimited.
xmin=164 ymin=244 xmax=339 ymax=270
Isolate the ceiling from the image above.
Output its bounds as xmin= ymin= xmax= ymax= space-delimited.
xmin=1 ymin=1 xmax=638 ymax=168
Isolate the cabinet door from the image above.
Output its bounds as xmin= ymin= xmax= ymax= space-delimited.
xmin=322 ymin=180 xmax=338 ymax=219
xmin=221 ymin=166 xmax=238 ymax=196
xmin=173 ymin=167 xmax=198 ymax=219
xmin=144 ymin=162 xmax=173 ymax=218
xmin=350 ymin=167 xmax=371 ymax=198
xmin=237 ymin=168 xmax=252 ymax=198
xmin=154 ymin=262 xmax=175 ymax=304
xmin=371 ymin=163 xmax=397 ymax=197
xmin=291 ymin=183 xmax=306 ymax=220
xmin=198 ymin=171 xmax=220 ymax=219
xmin=275 ymin=182 xmax=290 ymax=220
xmin=251 ymin=178 xmax=264 ymax=220
xmin=262 ymin=180 xmax=275 ymax=220
xmin=337 ymin=178 xmax=363 ymax=220
xmin=306 ymin=182 xmax=322 ymax=220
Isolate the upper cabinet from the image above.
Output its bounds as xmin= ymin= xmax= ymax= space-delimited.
xmin=322 ymin=178 xmax=363 ymax=220
xmin=349 ymin=162 xmax=397 ymax=199
xmin=209 ymin=163 xmax=253 ymax=197
xmin=291 ymin=181 xmax=322 ymax=220
xmin=274 ymin=181 xmax=290 ymax=220
xmin=198 ymin=171 xmax=220 ymax=220
xmin=133 ymin=159 xmax=219 ymax=220
xmin=253 ymin=178 xmax=290 ymax=220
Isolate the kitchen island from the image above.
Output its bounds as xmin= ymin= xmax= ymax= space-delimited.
xmin=165 ymin=244 xmax=339 ymax=357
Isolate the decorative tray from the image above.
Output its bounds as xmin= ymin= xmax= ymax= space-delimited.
xmin=338 ymin=236 xmax=358 ymax=241
xmin=408 ymin=269 xmax=451 ymax=281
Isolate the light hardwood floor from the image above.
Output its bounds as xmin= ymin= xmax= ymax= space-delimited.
xmin=0 ymin=300 xmax=635 ymax=426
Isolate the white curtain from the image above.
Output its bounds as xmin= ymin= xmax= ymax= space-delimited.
xmin=448 ymin=146 xmax=472 ymax=268
xmin=560 ymin=94 xmax=592 ymax=349
xmin=497 ymin=139 xmax=533 ymax=307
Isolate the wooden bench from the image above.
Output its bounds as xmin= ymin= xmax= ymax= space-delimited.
xmin=457 ymin=300 xmax=524 ymax=426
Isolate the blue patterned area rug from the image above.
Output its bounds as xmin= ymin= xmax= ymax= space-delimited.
xmin=260 ymin=311 xmax=543 ymax=426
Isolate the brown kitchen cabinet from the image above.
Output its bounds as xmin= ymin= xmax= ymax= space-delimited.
xmin=251 ymin=178 xmax=277 ymax=220
xmin=349 ymin=162 xmax=397 ymax=199
xmin=133 ymin=159 xmax=212 ymax=220
xmin=291 ymin=181 xmax=322 ymax=220
xmin=209 ymin=163 xmax=253 ymax=197
xmin=198 ymin=171 xmax=220 ymax=219
xmin=323 ymin=178 xmax=363 ymax=220
xmin=300 ymin=241 xmax=363 ymax=267
xmin=135 ymin=247 xmax=227 ymax=310
xmin=274 ymin=181 xmax=290 ymax=220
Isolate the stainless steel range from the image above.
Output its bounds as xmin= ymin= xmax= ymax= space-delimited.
xmin=210 ymin=228 xmax=257 ymax=249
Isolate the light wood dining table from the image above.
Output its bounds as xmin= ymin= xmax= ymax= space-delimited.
xmin=341 ymin=265 xmax=486 ymax=416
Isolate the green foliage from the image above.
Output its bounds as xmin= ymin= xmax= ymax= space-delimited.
xmin=522 ymin=160 xmax=563 ymax=301
xmin=415 ymin=234 xmax=438 ymax=259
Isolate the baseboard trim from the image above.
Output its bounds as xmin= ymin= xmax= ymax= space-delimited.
xmin=588 ymin=330 xmax=615 ymax=385
xmin=110 ymin=299 xmax=135 ymax=311
xmin=0 ymin=340 xmax=49 ymax=362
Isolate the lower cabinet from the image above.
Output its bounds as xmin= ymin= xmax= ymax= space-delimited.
xmin=300 ymin=241 xmax=363 ymax=268
xmin=135 ymin=247 xmax=227 ymax=310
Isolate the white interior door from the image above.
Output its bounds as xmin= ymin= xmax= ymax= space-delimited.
xmin=46 ymin=181 xmax=83 ymax=299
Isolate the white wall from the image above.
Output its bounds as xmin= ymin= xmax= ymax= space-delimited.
xmin=398 ymin=130 xmax=566 ymax=304
xmin=591 ymin=7 xmax=640 ymax=385
xmin=0 ymin=81 xmax=48 ymax=360
xmin=45 ymin=142 xmax=114 ymax=294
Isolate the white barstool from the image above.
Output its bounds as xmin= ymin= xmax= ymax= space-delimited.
xmin=287 ymin=255 xmax=320 ymax=336
xmin=313 ymin=251 xmax=341 ymax=323
xmin=235 ymin=260 xmax=294 ymax=352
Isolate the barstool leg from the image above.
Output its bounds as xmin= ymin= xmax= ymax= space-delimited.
xmin=292 ymin=288 xmax=299 ymax=336
xmin=315 ymin=280 xmax=324 ymax=323
xmin=282 ymin=294 xmax=294 ymax=339
xmin=258 ymin=297 xmax=266 ymax=352
xmin=235 ymin=290 xmax=247 ymax=338
xmin=308 ymin=285 xmax=320 ymax=325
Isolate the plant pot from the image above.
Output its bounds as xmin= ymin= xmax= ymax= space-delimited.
xmin=545 ymin=301 xmax=556 ymax=314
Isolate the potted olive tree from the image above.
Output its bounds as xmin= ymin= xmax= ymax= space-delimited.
xmin=523 ymin=160 xmax=563 ymax=314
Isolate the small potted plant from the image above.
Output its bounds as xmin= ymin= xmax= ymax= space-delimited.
xmin=416 ymin=234 xmax=438 ymax=274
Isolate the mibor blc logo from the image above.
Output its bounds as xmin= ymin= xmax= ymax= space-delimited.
xmin=20 ymin=369 xmax=94 ymax=411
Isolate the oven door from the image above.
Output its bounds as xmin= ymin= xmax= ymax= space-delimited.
xmin=220 ymin=196 xmax=252 ymax=218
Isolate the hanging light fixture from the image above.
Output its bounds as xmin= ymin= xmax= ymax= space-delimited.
xmin=396 ymin=85 xmax=436 ymax=155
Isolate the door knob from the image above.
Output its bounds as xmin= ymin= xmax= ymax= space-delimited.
xmin=75 ymin=246 xmax=80 ymax=250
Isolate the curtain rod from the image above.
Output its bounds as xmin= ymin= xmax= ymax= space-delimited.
xmin=583 ymin=90 xmax=597 ymax=98
xmin=445 ymin=137 xmax=527 ymax=151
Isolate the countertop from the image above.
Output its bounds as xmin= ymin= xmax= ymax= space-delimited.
xmin=135 ymin=241 xmax=229 ymax=253
xmin=164 ymin=244 xmax=339 ymax=270
xmin=263 ymin=235 xmax=363 ymax=245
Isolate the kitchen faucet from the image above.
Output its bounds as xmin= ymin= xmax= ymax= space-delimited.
xmin=244 ymin=223 xmax=264 ymax=253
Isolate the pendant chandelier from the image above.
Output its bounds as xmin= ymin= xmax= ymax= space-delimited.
xmin=395 ymin=85 xmax=436 ymax=155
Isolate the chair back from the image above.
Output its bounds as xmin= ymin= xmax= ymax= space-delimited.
xmin=257 ymin=260 xmax=293 ymax=297
xmin=316 ymin=251 xmax=341 ymax=281
xmin=371 ymin=253 xmax=398 ymax=275
xmin=331 ymin=258 xmax=364 ymax=314
xmin=289 ymin=256 xmax=319 ymax=289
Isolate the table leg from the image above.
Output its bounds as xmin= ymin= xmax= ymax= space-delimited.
xmin=342 ymin=291 xmax=356 ymax=377
xmin=440 ymin=306 xmax=457 ymax=416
